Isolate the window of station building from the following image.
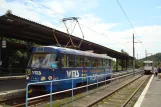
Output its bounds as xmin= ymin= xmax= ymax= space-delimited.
xmin=84 ymin=57 xmax=91 ymax=67
xmin=67 ymin=55 xmax=75 ymax=67
xmin=76 ymin=56 xmax=84 ymax=67
xmin=61 ymin=54 xmax=67 ymax=68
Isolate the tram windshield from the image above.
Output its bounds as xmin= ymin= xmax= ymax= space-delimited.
xmin=28 ymin=53 xmax=58 ymax=68
xmin=144 ymin=63 xmax=152 ymax=66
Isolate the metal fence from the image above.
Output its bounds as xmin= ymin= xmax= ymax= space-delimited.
xmin=26 ymin=70 xmax=142 ymax=107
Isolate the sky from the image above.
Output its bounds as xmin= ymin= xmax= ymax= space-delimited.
xmin=0 ymin=0 xmax=161 ymax=59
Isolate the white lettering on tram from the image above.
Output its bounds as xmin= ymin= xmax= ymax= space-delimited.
xmin=66 ymin=70 xmax=79 ymax=78
xmin=32 ymin=71 xmax=42 ymax=75
xmin=90 ymin=74 xmax=105 ymax=80
xmin=90 ymin=74 xmax=97 ymax=80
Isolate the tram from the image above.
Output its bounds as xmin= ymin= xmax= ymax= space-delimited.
xmin=143 ymin=60 xmax=153 ymax=74
xmin=26 ymin=46 xmax=113 ymax=92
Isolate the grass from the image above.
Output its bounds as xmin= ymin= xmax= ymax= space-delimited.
xmin=44 ymin=92 xmax=86 ymax=107
xmin=44 ymin=84 xmax=110 ymax=107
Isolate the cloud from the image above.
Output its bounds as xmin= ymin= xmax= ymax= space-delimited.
xmin=0 ymin=0 xmax=3 ymax=6
xmin=0 ymin=0 xmax=41 ymax=21
xmin=40 ymin=0 xmax=99 ymax=18
xmin=156 ymin=6 xmax=161 ymax=8
xmin=44 ymin=1 xmax=66 ymax=15
xmin=148 ymin=16 xmax=161 ymax=20
xmin=110 ymin=25 xmax=161 ymax=58
xmin=41 ymin=21 xmax=54 ymax=28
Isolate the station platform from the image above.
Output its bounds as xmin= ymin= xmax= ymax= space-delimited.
xmin=134 ymin=75 xmax=161 ymax=107
xmin=0 ymin=75 xmax=25 ymax=81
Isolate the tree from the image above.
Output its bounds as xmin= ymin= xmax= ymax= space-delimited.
xmin=135 ymin=60 xmax=143 ymax=68
xmin=117 ymin=49 xmax=130 ymax=70
xmin=121 ymin=49 xmax=129 ymax=55
xmin=6 ymin=9 xmax=12 ymax=14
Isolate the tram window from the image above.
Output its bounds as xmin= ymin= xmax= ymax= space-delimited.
xmin=67 ymin=55 xmax=75 ymax=67
xmin=92 ymin=58 xmax=96 ymax=67
xmin=99 ymin=59 xmax=103 ymax=67
xmin=109 ymin=60 xmax=112 ymax=66
xmin=84 ymin=57 xmax=91 ymax=67
xmin=92 ymin=58 xmax=100 ymax=67
xmin=106 ymin=59 xmax=109 ymax=67
xmin=103 ymin=59 xmax=106 ymax=67
xmin=61 ymin=54 xmax=67 ymax=68
xmin=29 ymin=53 xmax=58 ymax=68
xmin=76 ymin=56 xmax=84 ymax=67
xmin=144 ymin=63 xmax=152 ymax=66
xmin=96 ymin=59 xmax=101 ymax=67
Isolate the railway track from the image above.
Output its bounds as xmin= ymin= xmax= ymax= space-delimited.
xmin=0 ymin=70 xmax=143 ymax=107
xmin=91 ymin=75 xmax=150 ymax=107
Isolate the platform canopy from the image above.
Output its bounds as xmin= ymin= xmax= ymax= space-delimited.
xmin=0 ymin=13 xmax=133 ymax=59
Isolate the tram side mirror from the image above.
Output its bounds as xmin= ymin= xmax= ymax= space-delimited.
xmin=51 ymin=63 xmax=57 ymax=68
xmin=50 ymin=61 xmax=61 ymax=68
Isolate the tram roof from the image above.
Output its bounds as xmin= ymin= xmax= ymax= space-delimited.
xmin=0 ymin=13 xmax=133 ymax=59
xmin=42 ymin=46 xmax=112 ymax=59
xmin=143 ymin=60 xmax=153 ymax=63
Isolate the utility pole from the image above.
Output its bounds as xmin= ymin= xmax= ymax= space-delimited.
xmin=133 ymin=33 xmax=135 ymax=76
xmin=145 ymin=50 xmax=147 ymax=60
xmin=132 ymin=33 xmax=142 ymax=76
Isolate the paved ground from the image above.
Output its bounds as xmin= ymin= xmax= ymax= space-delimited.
xmin=135 ymin=75 xmax=161 ymax=107
xmin=0 ymin=75 xmax=25 ymax=80
xmin=0 ymin=79 xmax=26 ymax=92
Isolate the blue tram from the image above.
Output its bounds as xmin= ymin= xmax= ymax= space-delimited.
xmin=26 ymin=46 xmax=113 ymax=92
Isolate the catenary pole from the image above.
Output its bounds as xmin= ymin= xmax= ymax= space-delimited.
xmin=133 ymin=33 xmax=135 ymax=76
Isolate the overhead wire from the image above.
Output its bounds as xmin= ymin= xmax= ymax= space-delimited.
xmin=28 ymin=0 xmax=130 ymax=49
xmin=29 ymin=0 xmax=64 ymax=17
xmin=79 ymin=23 xmax=129 ymax=49
xmin=116 ymin=0 xmax=146 ymax=50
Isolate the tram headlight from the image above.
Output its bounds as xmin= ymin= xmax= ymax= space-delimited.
xmin=26 ymin=69 xmax=31 ymax=75
xmin=26 ymin=76 xmax=29 ymax=80
xmin=41 ymin=76 xmax=46 ymax=81
xmin=48 ymin=76 xmax=52 ymax=80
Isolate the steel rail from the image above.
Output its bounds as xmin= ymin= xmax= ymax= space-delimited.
xmin=121 ymin=75 xmax=151 ymax=107
xmin=86 ymin=75 xmax=144 ymax=107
